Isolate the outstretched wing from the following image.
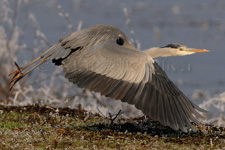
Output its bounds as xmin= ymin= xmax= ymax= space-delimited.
xmin=60 ymin=41 xmax=205 ymax=132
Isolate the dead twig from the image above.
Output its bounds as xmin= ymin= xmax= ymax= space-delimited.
xmin=109 ymin=110 xmax=122 ymax=125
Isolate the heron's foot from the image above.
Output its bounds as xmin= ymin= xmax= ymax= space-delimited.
xmin=8 ymin=61 xmax=24 ymax=91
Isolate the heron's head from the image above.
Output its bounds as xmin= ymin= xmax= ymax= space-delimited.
xmin=161 ymin=43 xmax=209 ymax=56
xmin=145 ymin=43 xmax=209 ymax=59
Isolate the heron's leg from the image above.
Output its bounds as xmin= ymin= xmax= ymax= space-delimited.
xmin=9 ymin=58 xmax=48 ymax=91
xmin=8 ymin=57 xmax=42 ymax=76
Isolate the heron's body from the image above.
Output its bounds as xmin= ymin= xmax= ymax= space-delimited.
xmin=9 ymin=24 xmax=209 ymax=132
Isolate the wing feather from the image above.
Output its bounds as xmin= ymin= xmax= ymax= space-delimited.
xmin=58 ymin=41 xmax=206 ymax=132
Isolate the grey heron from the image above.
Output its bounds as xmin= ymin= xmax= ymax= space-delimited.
xmin=9 ymin=24 xmax=209 ymax=132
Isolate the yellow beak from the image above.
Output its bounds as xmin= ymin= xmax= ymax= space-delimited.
xmin=186 ymin=48 xmax=210 ymax=53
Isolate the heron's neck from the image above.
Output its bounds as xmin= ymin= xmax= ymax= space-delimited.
xmin=144 ymin=47 xmax=175 ymax=59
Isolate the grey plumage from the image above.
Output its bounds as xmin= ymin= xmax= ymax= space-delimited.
xmin=9 ymin=24 xmax=208 ymax=132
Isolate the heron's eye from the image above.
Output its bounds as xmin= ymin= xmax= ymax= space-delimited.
xmin=179 ymin=47 xmax=185 ymax=51
xmin=116 ymin=37 xmax=124 ymax=46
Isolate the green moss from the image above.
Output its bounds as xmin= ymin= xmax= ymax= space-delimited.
xmin=0 ymin=121 xmax=22 ymax=129
xmin=70 ymin=120 xmax=85 ymax=126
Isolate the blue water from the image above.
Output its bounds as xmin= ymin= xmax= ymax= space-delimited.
xmin=20 ymin=0 xmax=225 ymax=97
